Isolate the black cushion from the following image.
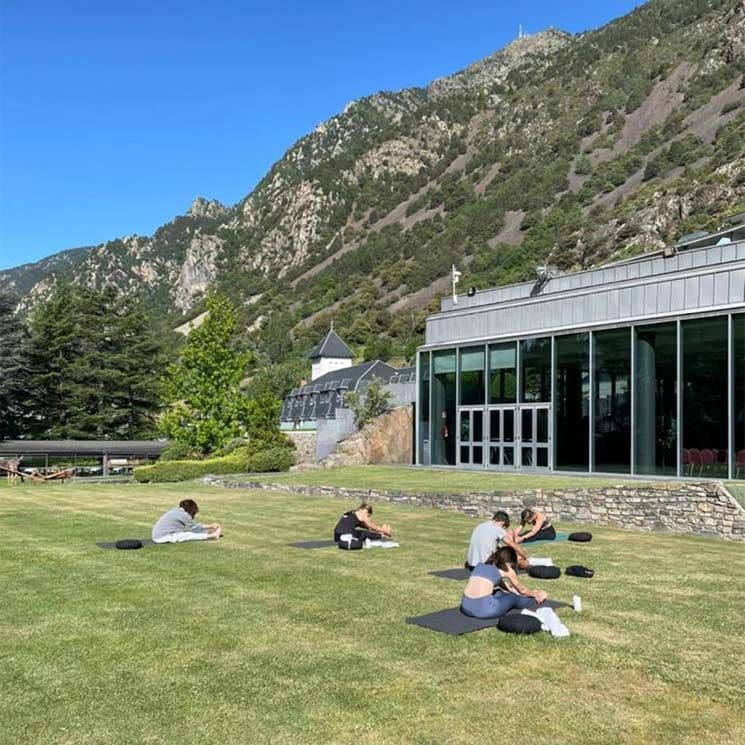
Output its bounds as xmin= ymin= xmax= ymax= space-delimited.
xmin=568 ymin=532 xmax=593 ymax=542
xmin=528 ymin=565 xmax=561 ymax=579
xmin=565 ymin=565 xmax=594 ymax=578
xmin=115 ymin=539 xmax=144 ymax=550
xmin=497 ymin=614 xmax=542 ymax=634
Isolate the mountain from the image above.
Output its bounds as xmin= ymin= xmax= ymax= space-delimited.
xmin=3 ymin=0 xmax=745 ymax=364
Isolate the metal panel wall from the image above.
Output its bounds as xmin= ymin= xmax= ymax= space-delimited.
xmin=426 ymin=258 xmax=745 ymax=347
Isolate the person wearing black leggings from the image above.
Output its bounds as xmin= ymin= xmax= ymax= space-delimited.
xmin=516 ymin=508 xmax=557 ymax=543
xmin=333 ymin=502 xmax=392 ymax=543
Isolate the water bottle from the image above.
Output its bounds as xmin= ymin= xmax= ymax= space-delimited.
xmin=572 ymin=594 xmax=582 ymax=612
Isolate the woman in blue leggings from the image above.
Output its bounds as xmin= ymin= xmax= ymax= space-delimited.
xmin=461 ymin=546 xmax=548 ymax=619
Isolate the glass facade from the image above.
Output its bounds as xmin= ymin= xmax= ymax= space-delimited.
xmin=418 ymin=312 xmax=741 ymax=478
xmin=489 ymin=342 xmax=516 ymax=404
xmin=682 ymin=317 xmax=728 ymax=478
xmin=555 ymin=333 xmax=589 ymax=471
xmin=459 ymin=347 xmax=485 ymax=405
xmin=634 ymin=323 xmax=677 ymax=476
xmin=418 ymin=352 xmax=430 ymax=465
xmin=594 ymin=329 xmax=631 ymax=473
xmin=735 ymin=315 xmax=745 ymax=478
xmin=432 ymin=350 xmax=456 ymax=465
xmin=520 ymin=337 xmax=551 ymax=402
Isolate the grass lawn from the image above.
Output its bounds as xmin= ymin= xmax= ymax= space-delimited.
xmin=3 ymin=482 xmax=745 ymax=745
xmin=255 ymin=465 xmax=645 ymax=493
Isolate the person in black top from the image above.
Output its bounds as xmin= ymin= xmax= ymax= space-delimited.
xmin=333 ymin=502 xmax=392 ymax=542
xmin=516 ymin=508 xmax=557 ymax=543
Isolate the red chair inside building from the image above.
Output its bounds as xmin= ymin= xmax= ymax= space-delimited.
xmin=700 ymin=449 xmax=716 ymax=475
xmin=736 ymin=450 xmax=745 ymax=479
xmin=687 ymin=448 xmax=702 ymax=476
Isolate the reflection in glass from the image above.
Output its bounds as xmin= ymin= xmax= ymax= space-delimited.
xmin=555 ymin=333 xmax=589 ymax=471
xmin=537 ymin=409 xmax=548 ymax=442
xmin=489 ymin=343 xmax=517 ymax=403
xmin=634 ymin=324 xmax=677 ymax=475
xmin=490 ymin=410 xmax=500 ymax=441
xmin=594 ymin=329 xmax=631 ymax=473
xmin=520 ymin=338 xmax=551 ymax=402
xmin=473 ymin=446 xmax=483 ymax=465
xmin=418 ymin=352 xmax=430 ymax=465
xmin=522 ymin=409 xmax=533 ymax=442
xmin=504 ymin=410 xmax=514 ymax=442
xmin=490 ymin=446 xmax=500 ymax=465
xmin=473 ymin=411 xmax=483 ymax=442
xmin=460 ymin=413 xmax=470 ymax=442
xmin=735 ymin=315 xmax=745 ymax=478
xmin=460 ymin=347 xmax=485 ymax=405
xmin=503 ymin=447 xmax=514 ymax=465
xmin=432 ymin=350 xmax=456 ymax=465
xmin=682 ymin=317 xmax=728 ymax=478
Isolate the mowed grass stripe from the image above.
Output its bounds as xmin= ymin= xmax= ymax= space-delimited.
xmin=1 ymin=482 xmax=744 ymax=745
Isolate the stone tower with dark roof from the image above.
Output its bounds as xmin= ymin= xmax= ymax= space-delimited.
xmin=309 ymin=327 xmax=354 ymax=381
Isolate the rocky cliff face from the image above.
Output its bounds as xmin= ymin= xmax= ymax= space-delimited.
xmin=2 ymin=0 xmax=745 ymax=360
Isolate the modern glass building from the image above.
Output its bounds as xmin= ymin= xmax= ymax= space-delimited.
xmin=416 ymin=230 xmax=745 ymax=479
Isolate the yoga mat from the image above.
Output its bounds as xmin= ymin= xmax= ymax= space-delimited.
xmin=429 ymin=567 xmax=471 ymax=581
xmin=406 ymin=599 xmax=570 ymax=636
xmin=429 ymin=566 xmax=531 ymax=581
xmin=522 ymin=532 xmax=570 ymax=544
xmin=288 ymin=540 xmax=337 ymax=549
xmin=96 ymin=539 xmax=155 ymax=550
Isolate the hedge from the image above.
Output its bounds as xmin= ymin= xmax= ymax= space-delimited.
xmin=133 ymin=446 xmax=294 ymax=483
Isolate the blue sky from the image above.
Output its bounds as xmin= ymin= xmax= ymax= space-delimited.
xmin=0 ymin=0 xmax=643 ymax=270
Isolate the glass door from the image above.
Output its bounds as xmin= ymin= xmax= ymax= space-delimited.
xmin=488 ymin=407 xmax=516 ymax=467
xmin=519 ymin=406 xmax=551 ymax=469
xmin=457 ymin=408 xmax=484 ymax=466
xmin=488 ymin=405 xmax=550 ymax=470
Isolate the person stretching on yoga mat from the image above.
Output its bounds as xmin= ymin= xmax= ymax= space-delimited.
xmin=460 ymin=546 xmax=548 ymax=619
xmin=333 ymin=503 xmax=391 ymax=543
xmin=465 ymin=511 xmax=530 ymax=571
xmin=152 ymin=499 xmax=222 ymax=543
xmin=515 ymin=508 xmax=556 ymax=543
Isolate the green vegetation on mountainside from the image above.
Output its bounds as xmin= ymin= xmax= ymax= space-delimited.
xmin=2 ymin=0 xmax=745 ymax=375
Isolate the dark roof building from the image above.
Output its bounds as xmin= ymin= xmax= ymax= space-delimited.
xmin=308 ymin=329 xmax=354 ymax=360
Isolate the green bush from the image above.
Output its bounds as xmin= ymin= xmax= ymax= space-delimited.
xmin=133 ymin=443 xmax=295 ymax=483
xmin=159 ymin=442 xmax=199 ymax=461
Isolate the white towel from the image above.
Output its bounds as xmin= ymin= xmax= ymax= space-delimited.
xmin=521 ymin=607 xmax=570 ymax=638
xmin=527 ymin=557 xmax=554 ymax=566
xmin=364 ymin=539 xmax=399 ymax=549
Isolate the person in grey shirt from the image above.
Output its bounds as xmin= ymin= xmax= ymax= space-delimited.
xmin=465 ymin=511 xmax=528 ymax=570
xmin=152 ymin=499 xmax=222 ymax=543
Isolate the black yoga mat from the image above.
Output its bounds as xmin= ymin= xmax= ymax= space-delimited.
xmin=288 ymin=540 xmax=337 ymax=549
xmin=406 ymin=599 xmax=570 ymax=636
xmin=96 ymin=539 xmax=155 ymax=550
xmin=429 ymin=566 xmax=530 ymax=581
xmin=429 ymin=567 xmax=471 ymax=581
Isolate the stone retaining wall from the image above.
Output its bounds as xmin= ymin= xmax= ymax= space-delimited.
xmin=285 ymin=431 xmax=317 ymax=465
xmin=206 ymin=477 xmax=745 ymax=541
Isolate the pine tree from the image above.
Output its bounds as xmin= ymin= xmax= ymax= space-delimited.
xmin=160 ymin=294 xmax=253 ymax=453
xmin=27 ymin=283 xmax=164 ymax=439
xmin=0 ymin=293 xmax=31 ymax=439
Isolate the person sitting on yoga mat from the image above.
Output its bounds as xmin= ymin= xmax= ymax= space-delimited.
xmin=515 ymin=508 xmax=556 ymax=543
xmin=465 ymin=511 xmax=530 ymax=571
xmin=460 ymin=546 xmax=548 ymax=619
xmin=333 ymin=503 xmax=391 ymax=543
xmin=152 ymin=499 xmax=222 ymax=543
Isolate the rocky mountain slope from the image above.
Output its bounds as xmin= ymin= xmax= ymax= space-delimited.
xmin=3 ymin=0 xmax=745 ymax=363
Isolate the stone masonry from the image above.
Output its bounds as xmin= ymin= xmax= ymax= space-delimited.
xmin=206 ymin=477 xmax=745 ymax=541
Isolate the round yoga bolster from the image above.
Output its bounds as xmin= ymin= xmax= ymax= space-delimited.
xmin=497 ymin=614 xmax=542 ymax=634
xmin=568 ymin=532 xmax=593 ymax=542
xmin=115 ymin=539 xmax=144 ymax=550
xmin=565 ymin=565 xmax=595 ymax=578
xmin=528 ymin=565 xmax=561 ymax=579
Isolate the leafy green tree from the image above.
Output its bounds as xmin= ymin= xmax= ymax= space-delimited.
xmin=344 ymin=377 xmax=393 ymax=428
xmin=0 ymin=293 xmax=31 ymax=439
xmin=160 ymin=294 xmax=252 ymax=453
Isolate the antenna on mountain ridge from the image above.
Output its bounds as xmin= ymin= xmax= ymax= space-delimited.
xmin=518 ymin=24 xmax=523 ymax=40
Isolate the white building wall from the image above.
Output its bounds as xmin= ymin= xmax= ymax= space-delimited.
xmin=311 ymin=357 xmax=352 ymax=381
